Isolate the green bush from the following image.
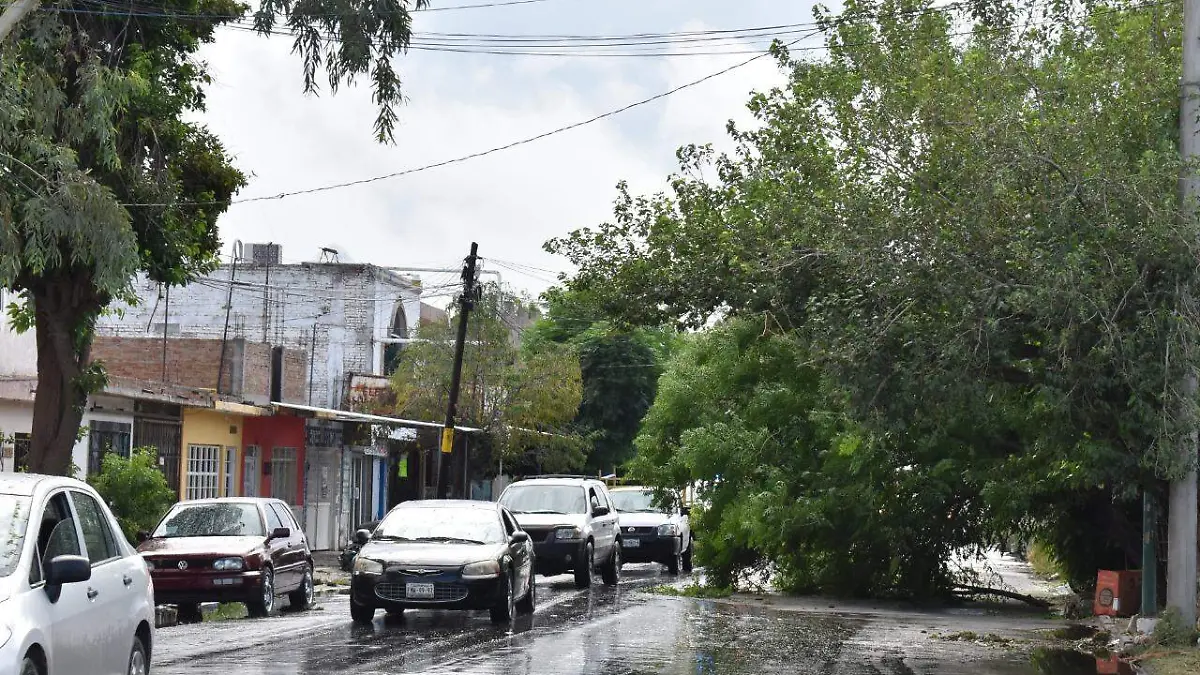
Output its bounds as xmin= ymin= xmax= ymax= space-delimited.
xmin=88 ymin=447 xmax=177 ymax=543
xmin=1153 ymin=607 xmax=1199 ymax=648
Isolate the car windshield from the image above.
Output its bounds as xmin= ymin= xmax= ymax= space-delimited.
xmin=0 ymin=494 xmax=32 ymax=578
xmin=153 ymin=503 xmax=264 ymax=538
xmin=611 ymin=490 xmax=667 ymax=513
xmin=374 ymin=507 xmax=504 ymax=545
xmin=499 ymin=485 xmax=587 ymax=515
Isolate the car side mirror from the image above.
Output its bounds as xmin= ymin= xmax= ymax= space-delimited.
xmin=44 ymin=555 xmax=91 ymax=603
xmin=269 ymin=527 xmax=291 ymax=540
xmin=592 ymin=505 xmax=610 ymax=517
xmin=136 ymin=530 xmax=150 ymax=544
xmin=355 ymin=529 xmax=371 ymax=546
xmin=511 ymin=531 xmax=530 ymax=544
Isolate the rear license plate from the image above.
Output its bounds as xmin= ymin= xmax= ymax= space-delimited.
xmin=406 ymin=583 xmax=435 ymax=599
xmin=623 ymin=538 xmax=641 ymax=548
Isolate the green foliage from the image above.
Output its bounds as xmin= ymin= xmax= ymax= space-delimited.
xmin=88 ymin=447 xmax=177 ymax=543
xmin=522 ymin=288 xmax=674 ymax=473
xmin=1154 ymin=607 xmax=1200 ymax=648
xmin=552 ymin=0 xmax=1191 ymax=595
xmin=389 ymin=285 xmax=586 ymax=472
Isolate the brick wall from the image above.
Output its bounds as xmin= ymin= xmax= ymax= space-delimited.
xmin=93 ymin=336 xmax=307 ymax=404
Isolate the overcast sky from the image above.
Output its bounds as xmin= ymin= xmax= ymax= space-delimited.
xmin=196 ymin=0 xmax=827 ymax=302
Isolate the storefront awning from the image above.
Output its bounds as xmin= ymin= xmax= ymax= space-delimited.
xmin=270 ymin=402 xmax=482 ymax=433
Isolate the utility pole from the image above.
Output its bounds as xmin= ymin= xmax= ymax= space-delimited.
xmin=1170 ymin=0 xmax=1200 ymax=629
xmin=436 ymin=242 xmax=480 ymax=499
xmin=0 ymin=0 xmax=40 ymax=42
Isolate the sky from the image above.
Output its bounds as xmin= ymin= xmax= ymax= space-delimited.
xmin=195 ymin=0 xmax=829 ymax=303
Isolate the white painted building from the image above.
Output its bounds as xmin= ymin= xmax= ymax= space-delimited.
xmin=95 ymin=248 xmax=421 ymax=409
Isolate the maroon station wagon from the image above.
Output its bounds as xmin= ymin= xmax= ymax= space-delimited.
xmin=137 ymin=497 xmax=315 ymax=621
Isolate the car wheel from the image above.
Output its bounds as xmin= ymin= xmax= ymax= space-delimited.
xmin=247 ymin=567 xmax=275 ymax=618
xmin=177 ymin=603 xmax=203 ymax=624
xmin=127 ymin=636 xmax=148 ymax=675
xmin=516 ymin=572 xmax=536 ymax=615
xmin=289 ymin=564 xmax=315 ymax=610
xmin=351 ymin=598 xmax=376 ymax=624
xmin=20 ymin=656 xmax=42 ymax=675
xmin=667 ymin=547 xmax=682 ymax=575
xmin=682 ymin=539 xmax=694 ymax=573
xmin=573 ymin=542 xmax=594 ymax=589
xmin=490 ymin=572 xmax=515 ymax=624
xmin=602 ymin=542 xmax=622 ymax=586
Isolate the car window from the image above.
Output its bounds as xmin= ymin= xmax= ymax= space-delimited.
xmin=375 ymin=507 xmax=506 ymax=544
xmin=0 ymin=493 xmax=32 ymax=579
xmin=269 ymin=503 xmax=297 ymax=532
xmin=499 ymin=484 xmax=587 ymax=515
xmin=587 ymin=488 xmax=602 ymax=512
xmin=71 ymin=491 xmax=121 ymax=564
xmin=500 ymin=510 xmax=517 ymax=536
xmin=264 ymin=503 xmax=285 ymax=532
xmin=610 ymin=490 xmax=666 ymax=514
xmin=153 ymin=502 xmax=265 ymax=538
xmin=31 ymin=492 xmax=81 ymax=584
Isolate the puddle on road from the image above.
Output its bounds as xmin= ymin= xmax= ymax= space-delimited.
xmin=1027 ymin=648 xmax=1135 ymax=675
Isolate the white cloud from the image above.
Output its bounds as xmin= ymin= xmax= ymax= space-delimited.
xmin=194 ymin=1 xmax=811 ymax=297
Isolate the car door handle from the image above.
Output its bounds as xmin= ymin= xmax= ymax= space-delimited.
xmin=86 ymin=588 xmax=99 ymax=600
xmin=123 ymin=575 xmax=134 ymax=587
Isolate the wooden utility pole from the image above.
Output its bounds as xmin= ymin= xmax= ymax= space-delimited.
xmin=0 ymin=0 xmax=40 ymax=42
xmin=1170 ymin=0 xmax=1200 ymax=628
xmin=436 ymin=242 xmax=479 ymax=499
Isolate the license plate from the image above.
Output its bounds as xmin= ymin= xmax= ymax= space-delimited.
xmin=406 ymin=583 xmax=435 ymax=599
xmin=623 ymin=538 xmax=640 ymax=548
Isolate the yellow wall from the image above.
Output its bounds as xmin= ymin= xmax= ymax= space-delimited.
xmin=180 ymin=408 xmax=245 ymax=499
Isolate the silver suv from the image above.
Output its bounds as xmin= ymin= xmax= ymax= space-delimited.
xmin=497 ymin=476 xmax=621 ymax=588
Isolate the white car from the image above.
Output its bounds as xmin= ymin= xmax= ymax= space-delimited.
xmin=0 ymin=474 xmax=155 ymax=675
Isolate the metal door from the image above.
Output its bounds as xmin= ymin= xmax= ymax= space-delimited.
xmin=134 ymin=419 xmax=181 ymax=495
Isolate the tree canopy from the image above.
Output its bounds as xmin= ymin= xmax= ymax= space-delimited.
xmin=551 ymin=0 xmax=1192 ymax=594
xmin=388 ymin=286 xmax=587 ymax=473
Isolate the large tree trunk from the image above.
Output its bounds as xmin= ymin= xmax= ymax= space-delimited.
xmin=26 ymin=277 xmax=100 ymax=476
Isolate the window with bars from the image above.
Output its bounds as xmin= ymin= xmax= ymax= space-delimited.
xmin=185 ymin=445 xmax=222 ymax=500
xmin=13 ymin=433 xmax=30 ymax=472
xmin=87 ymin=421 xmax=132 ymax=476
xmin=223 ymin=447 xmax=238 ymax=497
xmin=270 ymin=448 xmax=298 ymax=506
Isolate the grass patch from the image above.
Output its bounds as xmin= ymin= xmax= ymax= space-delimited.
xmin=1138 ymin=649 xmax=1200 ymax=675
xmin=207 ymin=603 xmax=247 ymax=622
xmin=645 ymin=583 xmax=733 ymax=599
xmin=930 ymin=631 xmax=1014 ymax=646
xmin=1026 ymin=540 xmax=1063 ymax=580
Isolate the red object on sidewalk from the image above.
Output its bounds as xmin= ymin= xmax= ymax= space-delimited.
xmin=1093 ymin=570 xmax=1142 ymax=617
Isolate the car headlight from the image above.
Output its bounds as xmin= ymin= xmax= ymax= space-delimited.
xmin=555 ymin=526 xmax=583 ymax=541
xmin=462 ymin=560 xmax=501 ymax=578
xmin=354 ymin=557 xmax=384 ymax=575
xmin=213 ymin=557 xmax=245 ymax=571
xmin=657 ymin=523 xmax=679 ymax=537
xmin=0 ymin=623 xmax=11 ymax=650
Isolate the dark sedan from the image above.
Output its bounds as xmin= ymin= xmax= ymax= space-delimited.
xmin=349 ymin=500 xmax=535 ymax=624
xmin=138 ymin=498 xmax=314 ymax=621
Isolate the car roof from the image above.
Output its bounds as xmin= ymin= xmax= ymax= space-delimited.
xmin=507 ymin=478 xmax=593 ymax=488
xmin=172 ymin=498 xmax=277 ymax=507
xmin=0 ymin=473 xmax=88 ymax=497
xmin=608 ymin=485 xmax=653 ymax=492
xmin=394 ymin=499 xmax=499 ymax=510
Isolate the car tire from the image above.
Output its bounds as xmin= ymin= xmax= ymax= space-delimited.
xmin=127 ymin=635 xmax=149 ymax=675
xmin=573 ymin=542 xmax=594 ymax=589
xmin=177 ymin=603 xmax=203 ymax=624
xmin=20 ymin=655 xmax=42 ymax=675
xmin=602 ymin=542 xmax=622 ymax=586
xmin=289 ymin=564 xmax=315 ymax=610
xmin=667 ymin=548 xmax=682 ymax=575
xmin=516 ymin=572 xmax=536 ymax=615
xmin=682 ymin=539 xmax=694 ymax=573
xmin=247 ymin=567 xmax=276 ymax=618
xmin=351 ymin=597 xmax=376 ymax=624
xmin=490 ymin=572 xmax=516 ymax=624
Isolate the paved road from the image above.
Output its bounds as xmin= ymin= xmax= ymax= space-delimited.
xmin=152 ymin=564 xmax=1066 ymax=675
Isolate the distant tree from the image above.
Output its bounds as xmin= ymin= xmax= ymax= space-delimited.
xmin=390 ymin=286 xmax=587 ymax=472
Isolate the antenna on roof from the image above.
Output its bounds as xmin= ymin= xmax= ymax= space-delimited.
xmin=319 ymin=247 xmax=340 ymax=264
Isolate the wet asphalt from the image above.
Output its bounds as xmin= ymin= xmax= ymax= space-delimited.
xmin=151 ymin=565 xmax=1084 ymax=675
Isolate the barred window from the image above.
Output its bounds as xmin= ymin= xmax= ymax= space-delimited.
xmin=185 ymin=445 xmax=222 ymax=500
xmin=270 ymin=448 xmax=298 ymax=506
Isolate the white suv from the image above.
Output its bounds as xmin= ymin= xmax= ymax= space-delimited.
xmin=0 ymin=474 xmax=155 ymax=675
